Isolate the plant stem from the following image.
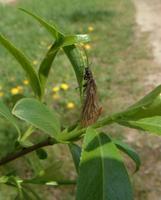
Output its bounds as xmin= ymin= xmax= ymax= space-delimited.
xmin=58 ymin=115 xmax=115 ymax=141
xmin=0 ymin=137 xmax=57 ymax=166
xmin=20 ymin=125 xmax=35 ymax=142
xmin=0 ymin=113 xmax=119 ymax=166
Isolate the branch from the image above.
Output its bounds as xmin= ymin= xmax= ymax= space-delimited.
xmin=0 ymin=137 xmax=56 ymax=166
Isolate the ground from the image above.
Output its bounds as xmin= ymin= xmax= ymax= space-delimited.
xmin=131 ymin=1 xmax=161 ymax=199
xmin=0 ymin=0 xmax=161 ymax=199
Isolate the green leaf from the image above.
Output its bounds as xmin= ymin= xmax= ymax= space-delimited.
xmin=36 ymin=148 xmax=48 ymax=160
xmin=0 ymin=100 xmax=20 ymax=138
xmin=109 ymin=85 xmax=161 ymax=135
xmin=98 ymin=84 xmax=161 ymax=130
xmin=69 ymin=143 xmax=81 ymax=173
xmin=15 ymin=190 xmax=29 ymax=200
xmin=20 ymin=9 xmax=89 ymax=97
xmin=0 ymin=34 xmax=41 ymax=97
xmin=0 ymin=176 xmax=9 ymax=184
xmin=20 ymin=9 xmax=88 ymax=97
xmin=24 ymin=163 xmax=63 ymax=185
xmin=19 ymin=8 xmax=64 ymax=39
xmin=12 ymin=98 xmax=60 ymax=138
xmin=113 ymin=140 xmax=141 ymax=172
xmin=76 ymin=128 xmax=133 ymax=200
xmin=62 ymin=34 xmax=90 ymax=47
xmin=15 ymin=188 xmax=41 ymax=200
xmin=116 ymin=85 xmax=161 ymax=121
xmin=64 ymin=45 xmax=86 ymax=97
xmin=38 ymin=42 xmax=60 ymax=95
xmin=22 ymin=186 xmax=41 ymax=200
xmin=26 ymin=152 xmax=44 ymax=176
xmin=128 ymin=116 xmax=161 ymax=135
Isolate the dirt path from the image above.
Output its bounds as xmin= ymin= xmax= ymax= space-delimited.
xmin=133 ymin=0 xmax=161 ymax=86
xmin=134 ymin=0 xmax=161 ymax=64
xmin=132 ymin=1 xmax=161 ymax=199
xmin=0 ymin=0 xmax=16 ymax=4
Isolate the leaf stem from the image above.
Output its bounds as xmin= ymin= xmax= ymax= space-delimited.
xmin=20 ymin=125 xmax=35 ymax=142
xmin=0 ymin=137 xmax=57 ymax=166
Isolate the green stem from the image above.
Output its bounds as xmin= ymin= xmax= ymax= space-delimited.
xmin=58 ymin=115 xmax=116 ymax=141
xmin=20 ymin=125 xmax=35 ymax=142
xmin=24 ymin=180 xmax=77 ymax=186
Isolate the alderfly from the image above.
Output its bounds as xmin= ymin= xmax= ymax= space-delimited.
xmin=81 ymin=67 xmax=102 ymax=127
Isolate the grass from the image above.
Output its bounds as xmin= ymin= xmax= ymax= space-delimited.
xmin=0 ymin=0 xmax=152 ymax=199
xmin=0 ymin=0 xmax=140 ymax=124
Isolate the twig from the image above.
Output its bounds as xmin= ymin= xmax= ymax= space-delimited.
xmin=0 ymin=137 xmax=56 ymax=166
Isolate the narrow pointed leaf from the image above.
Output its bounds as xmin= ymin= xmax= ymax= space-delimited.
xmin=77 ymin=128 xmax=133 ymax=200
xmin=12 ymin=98 xmax=60 ymax=138
xmin=0 ymin=100 xmax=20 ymax=137
xmin=26 ymin=152 xmax=43 ymax=176
xmin=100 ymin=84 xmax=161 ymax=128
xmin=24 ymin=163 xmax=63 ymax=185
xmin=38 ymin=42 xmax=60 ymax=94
xmin=20 ymin=9 xmax=89 ymax=97
xmin=64 ymin=45 xmax=86 ymax=96
xmin=113 ymin=140 xmax=141 ymax=172
xmin=0 ymin=34 xmax=41 ymax=97
xmin=69 ymin=143 xmax=81 ymax=173
xmin=20 ymin=8 xmax=64 ymax=39
xmin=115 ymin=84 xmax=161 ymax=121
xmin=128 ymin=116 xmax=161 ymax=135
xmin=23 ymin=186 xmax=41 ymax=200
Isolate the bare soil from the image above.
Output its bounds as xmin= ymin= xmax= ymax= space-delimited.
xmin=0 ymin=0 xmax=16 ymax=4
xmin=128 ymin=1 xmax=161 ymax=199
xmin=134 ymin=0 xmax=161 ymax=86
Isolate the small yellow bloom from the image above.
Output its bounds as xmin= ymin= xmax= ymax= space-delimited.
xmin=10 ymin=77 xmax=15 ymax=81
xmin=23 ymin=79 xmax=29 ymax=85
xmin=52 ymin=86 xmax=60 ymax=93
xmin=88 ymin=26 xmax=94 ymax=32
xmin=10 ymin=87 xmax=19 ymax=95
xmin=33 ymin=60 xmax=38 ymax=65
xmin=60 ymin=83 xmax=69 ymax=91
xmin=52 ymin=94 xmax=60 ymax=100
xmin=17 ymin=86 xmax=23 ymax=93
xmin=10 ymin=86 xmax=23 ymax=95
xmin=66 ymin=102 xmax=75 ymax=109
xmin=47 ymin=44 xmax=52 ymax=50
xmin=0 ymin=92 xmax=4 ymax=97
xmin=40 ymin=41 xmax=46 ymax=46
xmin=84 ymin=44 xmax=91 ymax=50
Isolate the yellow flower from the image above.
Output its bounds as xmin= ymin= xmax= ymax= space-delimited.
xmin=88 ymin=26 xmax=94 ymax=32
xmin=40 ymin=41 xmax=46 ymax=46
xmin=66 ymin=102 xmax=75 ymax=109
xmin=10 ymin=86 xmax=23 ymax=95
xmin=23 ymin=79 xmax=29 ymax=85
xmin=10 ymin=87 xmax=19 ymax=95
xmin=60 ymin=83 xmax=69 ymax=91
xmin=47 ymin=44 xmax=52 ymax=50
xmin=0 ymin=92 xmax=4 ymax=97
xmin=84 ymin=44 xmax=91 ymax=50
xmin=17 ymin=86 xmax=23 ymax=93
xmin=52 ymin=86 xmax=60 ymax=92
xmin=10 ymin=77 xmax=15 ymax=81
xmin=33 ymin=60 xmax=38 ymax=65
xmin=52 ymin=94 xmax=60 ymax=100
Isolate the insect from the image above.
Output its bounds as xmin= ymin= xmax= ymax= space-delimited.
xmin=81 ymin=67 xmax=102 ymax=127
